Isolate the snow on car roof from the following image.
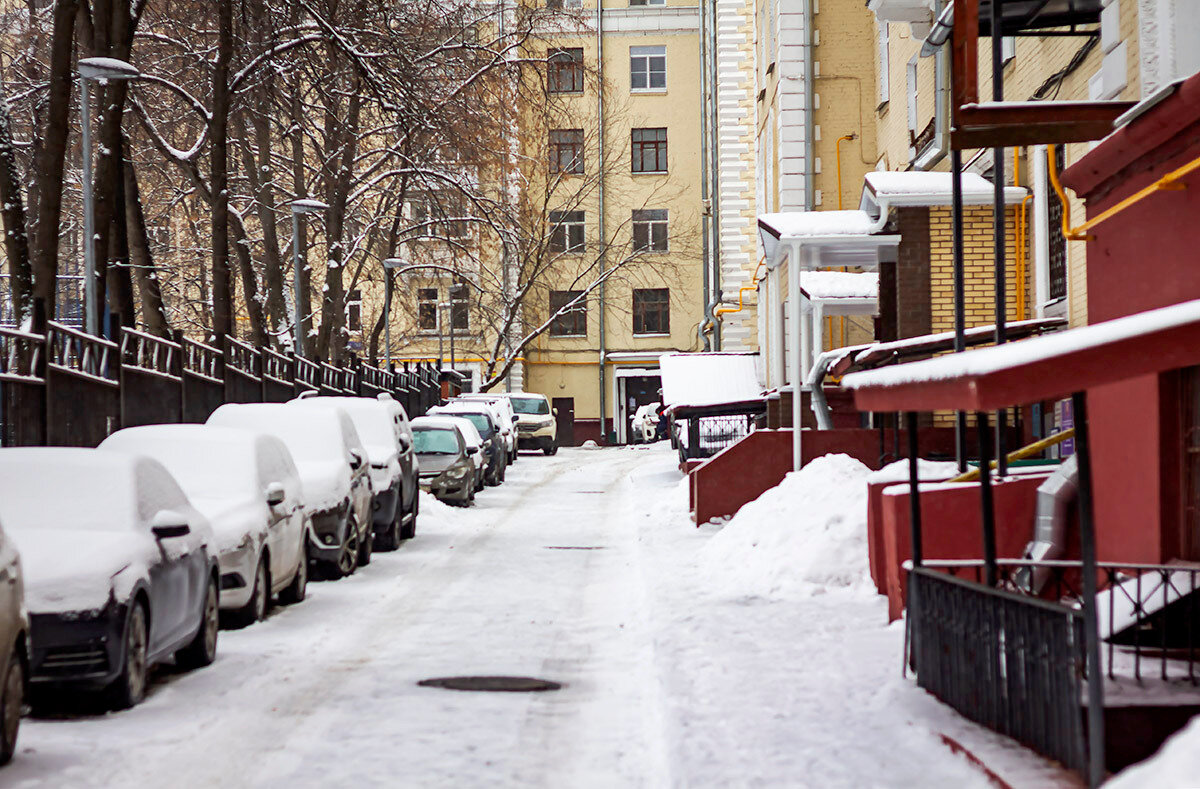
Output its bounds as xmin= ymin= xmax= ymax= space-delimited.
xmin=411 ymin=415 xmax=479 ymax=446
xmin=210 ymin=402 xmax=360 ymax=462
xmin=659 ymin=352 xmax=764 ymax=409
xmin=288 ymin=396 xmax=400 ymax=462
xmin=0 ymin=447 xmax=189 ymax=531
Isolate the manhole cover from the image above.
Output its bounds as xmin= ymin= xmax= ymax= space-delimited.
xmin=418 ymin=676 xmax=563 ymax=692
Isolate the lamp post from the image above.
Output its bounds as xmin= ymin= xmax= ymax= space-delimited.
xmin=78 ymin=57 xmax=140 ymax=337
xmin=380 ymin=260 xmax=482 ymax=371
xmin=289 ymin=199 xmax=329 ymax=357
xmin=382 ymin=257 xmax=403 ymax=368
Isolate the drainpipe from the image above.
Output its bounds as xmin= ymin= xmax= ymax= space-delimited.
xmin=707 ymin=0 xmax=722 ymax=349
xmin=914 ymin=0 xmax=949 ymax=172
xmin=803 ymin=0 xmax=816 ymax=209
xmin=698 ymin=0 xmax=712 ymax=351
xmin=596 ymin=1 xmax=608 ymax=442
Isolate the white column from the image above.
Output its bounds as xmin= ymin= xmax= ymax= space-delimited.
xmin=811 ymin=302 xmax=824 ymax=380
xmin=788 ymin=243 xmax=803 ymax=471
xmin=1032 ymin=145 xmax=1051 ymax=316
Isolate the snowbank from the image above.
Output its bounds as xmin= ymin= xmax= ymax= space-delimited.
xmin=1109 ymin=715 xmax=1200 ymax=788
xmin=867 ymin=458 xmax=961 ymax=484
xmin=698 ymin=454 xmax=873 ymax=598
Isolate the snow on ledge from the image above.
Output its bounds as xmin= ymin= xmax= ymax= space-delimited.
xmin=758 ymin=210 xmax=878 ymax=239
xmin=863 ymin=171 xmax=1027 ymax=207
xmin=800 ymin=271 xmax=878 ymax=301
xmin=660 ymin=352 xmax=763 ymax=409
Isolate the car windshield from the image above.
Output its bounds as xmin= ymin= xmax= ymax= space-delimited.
xmin=510 ymin=397 xmax=549 ymax=415
xmin=454 ymin=412 xmax=493 ymax=438
xmin=413 ymin=429 xmax=459 ymax=455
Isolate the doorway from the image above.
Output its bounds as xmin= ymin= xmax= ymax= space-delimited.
xmin=552 ymin=397 xmax=575 ymax=447
xmin=619 ymin=374 xmax=661 ymax=445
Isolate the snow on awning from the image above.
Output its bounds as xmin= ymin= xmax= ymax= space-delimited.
xmin=799 ymin=271 xmax=878 ymax=301
xmin=860 ymin=171 xmax=1027 ymax=217
xmin=659 ymin=352 xmax=764 ymax=410
xmin=757 ymin=210 xmax=899 ymax=269
xmin=843 ymin=299 xmax=1200 ymax=412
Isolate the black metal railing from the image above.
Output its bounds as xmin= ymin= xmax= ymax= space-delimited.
xmin=909 ymin=566 xmax=1088 ymax=774
xmin=677 ymin=413 xmax=755 ymax=461
xmin=926 ymin=559 xmax=1200 ymax=685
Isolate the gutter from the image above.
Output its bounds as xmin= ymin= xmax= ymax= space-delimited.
xmin=596 ymin=4 xmax=608 ymax=441
xmin=803 ymin=0 xmax=816 ymax=209
xmin=698 ymin=0 xmax=712 ymax=351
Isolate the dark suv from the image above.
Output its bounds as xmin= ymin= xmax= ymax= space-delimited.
xmin=428 ymin=404 xmax=506 ymax=486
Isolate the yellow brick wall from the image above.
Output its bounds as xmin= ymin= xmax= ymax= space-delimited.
xmin=928 ymin=206 xmax=1025 ymax=334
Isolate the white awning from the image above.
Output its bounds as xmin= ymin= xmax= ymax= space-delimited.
xmin=757 ymin=210 xmax=900 ymax=270
xmin=859 ymin=171 xmax=1027 ymax=218
xmin=659 ymin=352 xmax=763 ymax=409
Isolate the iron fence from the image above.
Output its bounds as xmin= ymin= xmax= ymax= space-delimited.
xmin=0 ymin=300 xmax=444 ymax=447
xmin=909 ymin=567 xmax=1088 ymax=774
xmin=677 ymin=413 xmax=755 ymax=461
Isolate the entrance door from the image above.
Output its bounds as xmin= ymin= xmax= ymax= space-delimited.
xmin=622 ymin=375 xmax=661 ymax=445
xmin=1182 ymin=367 xmax=1200 ymax=560
xmin=552 ymin=397 xmax=575 ymax=447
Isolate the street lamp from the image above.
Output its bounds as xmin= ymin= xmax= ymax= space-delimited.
xmin=381 ymin=259 xmax=483 ymax=369
xmin=290 ymin=198 xmax=329 ymax=357
xmin=78 ymin=57 xmax=141 ymax=337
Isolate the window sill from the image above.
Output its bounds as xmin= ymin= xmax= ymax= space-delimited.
xmin=631 ymin=170 xmax=669 ymax=176
xmin=548 ymin=334 xmax=587 ymax=339
xmin=632 ymin=332 xmax=671 ymax=338
xmin=630 ymin=88 xmax=668 ymax=95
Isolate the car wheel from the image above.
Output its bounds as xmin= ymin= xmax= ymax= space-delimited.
xmin=357 ymin=522 xmax=373 ymax=566
xmin=400 ymin=492 xmax=417 ymax=540
xmin=108 ymin=602 xmax=149 ymax=710
xmin=231 ymin=555 xmax=269 ymax=628
xmin=333 ymin=518 xmax=359 ymax=578
xmin=543 ymin=442 xmax=558 ymax=456
xmin=0 ymin=651 xmax=23 ymax=764
xmin=177 ymin=578 xmax=219 ymax=671
xmin=279 ymin=543 xmax=308 ymax=605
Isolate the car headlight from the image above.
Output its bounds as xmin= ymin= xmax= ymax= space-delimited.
xmin=444 ymin=466 xmax=469 ymax=480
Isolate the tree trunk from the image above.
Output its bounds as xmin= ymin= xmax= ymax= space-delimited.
xmin=288 ymin=75 xmax=316 ymax=358
xmin=30 ymin=0 xmax=81 ymax=318
xmin=0 ymin=80 xmax=32 ymax=325
xmin=235 ymin=107 xmax=288 ymax=340
xmin=209 ymin=0 xmax=234 ymax=340
xmin=107 ymin=143 xmax=135 ymax=327
xmin=121 ymin=147 xmax=169 ymax=336
xmin=231 ymin=215 xmax=268 ymax=346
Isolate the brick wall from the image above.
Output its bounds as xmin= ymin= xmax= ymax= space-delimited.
xmin=928 ymin=205 xmax=1025 ymax=334
xmin=894 ymin=207 xmax=931 ymax=340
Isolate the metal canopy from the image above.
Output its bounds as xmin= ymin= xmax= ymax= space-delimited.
xmin=842 ymin=298 xmax=1200 ymax=412
xmin=977 ymin=0 xmax=1102 ymax=35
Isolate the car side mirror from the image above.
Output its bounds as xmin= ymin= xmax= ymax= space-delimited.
xmin=265 ymin=482 xmax=286 ymax=506
xmin=552 ymin=408 xmax=558 ymax=415
xmin=512 ymin=415 xmax=520 ymax=423
xmin=151 ymin=510 xmax=191 ymax=540
xmin=349 ymin=449 xmax=364 ymax=470
xmin=467 ymin=446 xmax=479 ymax=456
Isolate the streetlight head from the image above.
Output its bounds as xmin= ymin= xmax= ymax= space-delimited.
xmin=382 ymin=258 xmax=405 ymax=269
xmin=78 ymin=57 xmax=140 ymax=81
xmin=290 ymin=198 xmax=330 ymax=215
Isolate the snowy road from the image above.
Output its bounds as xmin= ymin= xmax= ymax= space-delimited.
xmin=7 ymin=446 xmax=1057 ymax=788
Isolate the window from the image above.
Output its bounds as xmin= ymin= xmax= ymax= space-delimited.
xmin=450 ymin=284 xmax=469 ymax=330
xmin=631 ymin=128 xmax=668 ymax=173
xmin=346 ymin=289 xmax=362 ymax=332
xmin=549 ymin=129 xmax=584 ymax=174
xmin=549 ymin=290 xmax=586 ymax=337
xmin=411 ymin=194 xmax=467 ymax=239
xmin=548 ymin=210 xmax=585 ymax=253
xmin=547 ymin=0 xmax=582 ymax=7
xmin=417 ymin=288 xmax=438 ymax=331
xmin=629 ymin=0 xmax=666 ymax=5
xmin=630 ymin=45 xmax=666 ymax=91
xmin=548 ymin=48 xmax=584 ymax=93
xmin=1047 ymin=144 xmax=1067 ymax=302
xmin=632 ymin=209 xmax=668 ymax=252
xmin=906 ymin=54 xmax=918 ymax=149
xmin=877 ymin=23 xmax=889 ymax=104
xmin=633 ymin=288 xmax=669 ymax=335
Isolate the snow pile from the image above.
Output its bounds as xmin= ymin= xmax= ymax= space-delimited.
xmin=799 ymin=270 xmax=878 ymax=300
xmin=581 ymin=440 xmax=600 ymax=449
xmin=698 ymin=454 xmax=873 ymax=598
xmin=1109 ymin=715 xmax=1200 ymax=788
xmin=867 ymin=458 xmax=961 ymax=484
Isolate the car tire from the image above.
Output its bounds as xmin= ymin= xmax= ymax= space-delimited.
xmin=176 ymin=578 xmax=219 ymax=671
xmin=108 ymin=601 xmax=149 ymax=710
xmin=400 ymin=492 xmax=417 ymax=540
xmin=331 ymin=517 xmax=360 ymax=578
xmin=357 ymin=522 xmax=372 ymax=566
xmin=543 ymin=442 xmax=558 ymax=456
xmin=0 ymin=650 xmax=23 ymax=764
xmin=230 ymin=555 xmax=269 ymax=628
xmin=279 ymin=543 xmax=308 ymax=605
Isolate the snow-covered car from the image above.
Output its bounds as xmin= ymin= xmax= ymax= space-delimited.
xmin=410 ymin=416 xmax=478 ymax=506
xmin=504 ymin=393 xmax=557 ymax=455
xmin=291 ymin=394 xmax=418 ymax=550
xmin=100 ymin=425 xmax=310 ymax=627
xmin=208 ymin=402 xmax=373 ymax=578
xmin=455 ymin=394 xmax=518 ymax=463
xmin=633 ymin=402 xmax=662 ymax=443
xmin=0 ymin=518 xmax=26 ymax=764
xmin=428 ymin=403 xmax=506 ymax=486
xmin=0 ymin=448 xmax=219 ymax=711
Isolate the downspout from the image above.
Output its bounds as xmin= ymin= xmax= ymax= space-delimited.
xmin=698 ymin=0 xmax=712 ymax=351
xmin=707 ymin=0 xmax=722 ymax=349
xmin=597 ymin=2 xmax=608 ymax=441
xmin=802 ymin=0 xmax=815 ymax=209
xmin=913 ymin=0 xmax=949 ymax=172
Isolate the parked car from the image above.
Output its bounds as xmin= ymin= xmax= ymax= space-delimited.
xmin=428 ymin=403 xmax=506 ymax=486
xmin=410 ymin=416 xmax=478 ymax=506
xmin=0 ymin=449 xmax=219 ymax=711
xmin=505 ymin=392 xmax=558 ymax=455
xmin=292 ymin=394 xmax=419 ymax=549
xmin=208 ymin=402 xmax=373 ymax=578
xmin=455 ymin=393 xmax=518 ymax=464
xmin=632 ymin=402 xmax=662 ymax=444
xmin=100 ymin=425 xmax=310 ymax=627
xmin=0 ymin=518 xmax=26 ymax=764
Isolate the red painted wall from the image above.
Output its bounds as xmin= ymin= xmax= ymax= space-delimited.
xmin=879 ymin=474 xmax=1050 ymax=621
